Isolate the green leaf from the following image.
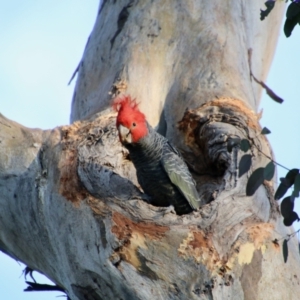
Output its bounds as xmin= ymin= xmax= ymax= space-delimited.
xmin=261 ymin=127 xmax=271 ymax=135
xmin=227 ymin=137 xmax=241 ymax=153
xmin=264 ymin=161 xmax=275 ymax=181
xmin=280 ymin=177 xmax=291 ymax=186
xmin=292 ymin=189 xmax=299 ymax=198
xmin=284 ymin=3 xmax=300 ymax=38
xmin=284 ymin=18 xmax=298 ymax=37
xmin=260 ymin=1 xmax=276 ymax=21
xmin=275 ymin=169 xmax=299 ymax=200
xmin=286 ymin=169 xmax=300 ymax=185
xmin=275 ymin=179 xmax=290 ymax=200
xmin=280 ymin=196 xmax=294 ymax=218
xmin=239 ymin=154 xmax=252 ymax=178
xmin=283 ymin=211 xmax=299 ymax=227
xmin=294 ymin=174 xmax=300 ymax=194
xmin=246 ymin=168 xmax=264 ymax=196
xmin=240 ymin=139 xmax=251 ymax=152
xmin=286 ymin=2 xmax=300 ymax=20
xmin=283 ymin=239 xmax=288 ymax=263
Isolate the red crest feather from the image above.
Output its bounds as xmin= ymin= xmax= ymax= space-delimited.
xmin=112 ymin=95 xmax=138 ymax=112
xmin=112 ymin=95 xmax=146 ymax=125
xmin=112 ymin=95 xmax=148 ymax=142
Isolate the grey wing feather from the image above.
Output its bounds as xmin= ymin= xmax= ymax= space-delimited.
xmin=161 ymin=144 xmax=200 ymax=210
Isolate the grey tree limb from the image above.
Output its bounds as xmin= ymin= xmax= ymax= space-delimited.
xmin=1 ymin=1 xmax=299 ymax=300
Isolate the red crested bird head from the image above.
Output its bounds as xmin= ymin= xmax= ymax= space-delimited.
xmin=112 ymin=96 xmax=148 ymax=144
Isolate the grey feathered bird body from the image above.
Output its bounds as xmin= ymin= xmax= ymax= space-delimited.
xmin=125 ymin=124 xmax=200 ymax=215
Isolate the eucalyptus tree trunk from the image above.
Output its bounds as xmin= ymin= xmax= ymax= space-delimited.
xmin=1 ymin=1 xmax=299 ymax=300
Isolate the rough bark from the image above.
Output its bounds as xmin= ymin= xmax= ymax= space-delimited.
xmin=1 ymin=1 xmax=299 ymax=300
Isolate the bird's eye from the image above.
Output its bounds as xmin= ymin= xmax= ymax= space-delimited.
xmin=132 ymin=122 xmax=136 ymax=127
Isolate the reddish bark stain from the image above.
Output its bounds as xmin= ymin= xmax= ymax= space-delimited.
xmin=189 ymin=231 xmax=210 ymax=250
xmin=58 ymin=125 xmax=89 ymax=203
xmin=111 ymin=212 xmax=169 ymax=269
xmin=178 ymin=97 xmax=261 ymax=139
xmin=111 ymin=212 xmax=169 ymax=241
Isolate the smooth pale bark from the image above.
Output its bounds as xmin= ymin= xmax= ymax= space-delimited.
xmin=1 ymin=1 xmax=299 ymax=300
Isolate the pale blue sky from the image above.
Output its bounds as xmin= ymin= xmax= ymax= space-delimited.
xmin=0 ymin=1 xmax=299 ymax=299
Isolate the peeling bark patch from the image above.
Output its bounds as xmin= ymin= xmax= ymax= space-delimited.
xmin=237 ymin=242 xmax=256 ymax=265
xmin=112 ymin=212 xmax=169 ymax=240
xmin=246 ymin=223 xmax=274 ymax=249
xmin=59 ymin=148 xmax=88 ymax=203
xmin=58 ymin=122 xmax=91 ymax=203
xmin=57 ymin=112 xmax=140 ymax=207
xmin=202 ymin=98 xmax=259 ymax=130
xmin=178 ymin=231 xmax=223 ymax=274
xmin=230 ymin=223 xmax=273 ymax=267
xmin=120 ymin=231 xmax=148 ymax=270
xmin=178 ymin=97 xmax=261 ymax=149
xmin=86 ymin=196 xmax=109 ymax=216
xmin=111 ymin=212 xmax=168 ymax=270
xmin=58 ymin=116 xmax=120 ymax=203
xmin=179 ymin=224 xmax=273 ymax=277
xmin=240 ymin=250 xmax=262 ymax=300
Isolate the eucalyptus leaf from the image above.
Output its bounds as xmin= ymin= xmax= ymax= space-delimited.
xmin=261 ymin=127 xmax=271 ymax=135
xmin=280 ymin=196 xmax=294 ymax=218
xmin=239 ymin=154 xmax=252 ymax=178
xmin=294 ymin=174 xmax=300 ymax=194
xmin=264 ymin=161 xmax=275 ymax=181
xmin=246 ymin=168 xmax=264 ymax=196
xmin=284 ymin=3 xmax=300 ymax=38
xmin=275 ymin=169 xmax=299 ymax=200
xmin=286 ymin=169 xmax=299 ymax=185
xmin=286 ymin=1 xmax=300 ymax=20
xmin=240 ymin=139 xmax=251 ymax=152
xmin=275 ymin=181 xmax=289 ymax=200
xmin=283 ymin=211 xmax=299 ymax=227
xmin=284 ymin=18 xmax=298 ymax=37
xmin=292 ymin=190 xmax=299 ymax=198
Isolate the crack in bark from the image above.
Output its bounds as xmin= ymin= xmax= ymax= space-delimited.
xmin=110 ymin=1 xmax=134 ymax=50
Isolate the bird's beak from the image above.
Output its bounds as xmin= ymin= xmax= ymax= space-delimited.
xmin=118 ymin=124 xmax=132 ymax=144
